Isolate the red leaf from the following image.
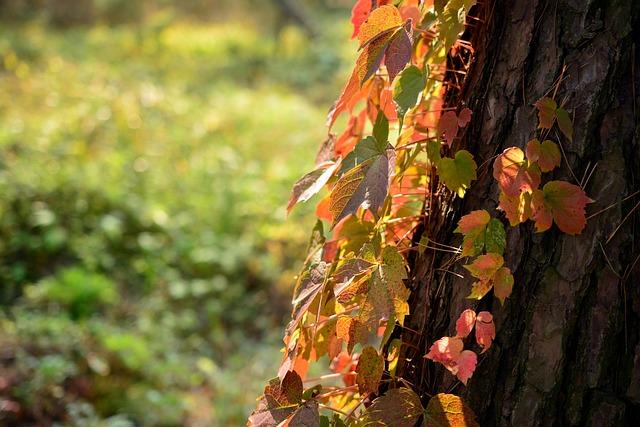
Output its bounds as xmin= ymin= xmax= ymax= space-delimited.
xmin=425 ymin=336 xmax=463 ymax=373
xmin=475 ymin=311 xmax=495 ymax=353
xmin=350 ymin=0 xmax=372 ymax=39
xmin=457 ymin=107 xmax=472 ymax=127
xmin=456 ymin=350 xmax=477 ymax=385
xmin=455 ymin=309 xmax=477 ymax=338
xmin=437 ymin=111 xmax=458 ymax=147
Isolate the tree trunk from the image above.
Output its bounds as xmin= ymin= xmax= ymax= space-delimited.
xmin=399 ymin=1 xmax=640 ymax=425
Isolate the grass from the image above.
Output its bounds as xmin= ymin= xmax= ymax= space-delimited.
xmin=0 ymin=11 xmax=353 ymax=425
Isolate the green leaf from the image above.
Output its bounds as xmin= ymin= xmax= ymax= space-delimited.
xmin=426 ymin=140 xmax=442 ymax=165
xmin=359 ymin=246 xmax=410 ymax=329
xmin=485 ymin=218 xmax=506 ymax=255
xmin=356 ymin=346 xmax=384 ymax=394
xmin=372 ymin=110 xmax=389 ymax=147
xmin=340 ymin=136 xmax=385 ymax=174
xmin=439 ymin=0 xmax=476 ymax=51
xmin=437 ymin=150 xmax=477 ymax=197
xmin=556 ymin=107 xmax=573 ymax=141
xmin=393 ymin=65 xmax=426 ymax=127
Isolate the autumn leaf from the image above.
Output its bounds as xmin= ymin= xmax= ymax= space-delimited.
xmin=464 ymin=253 xmax=513 ymax=300
xmin=384 ymin=24 xmax=413 ymax=83
xmin=350 ymin=0 xmax=372 ymax=39
xmin=526 ymin=138 xmax=561 ymax=173
xmin=425 ymin=336 xmax=478 ymax=384
xmin=556 ymin=107 xmax=573 ymax=141
xmin=438 ymin=0 xmax=477 ymax=51
xmin=287 ymin=161 xmax=340 ymax=214
xmin=535 ymin=97 xmax=558 ymax=129
xmin=498 ymin=190 xmax=532 ymax=226
xmin=424 ymin=393 xmax=480 ymax=427
xmin=288 ymin=262 xmax=327 ymax=334
xmin=329 ymin=146 xmax=396 ymax=227
xmin=455 ymin=210 xmax=505 ymax=257
xmin=280 ymin=371 xmax=303 ymax=405
xmin=372 ymin=110 xmax=389 ymax=146
xmin=464 ymin=253 xmax=503 ymax=281
xmin=531 ymin=180 xmax=593 ymax=234
xmin=438 ymin=107 xmax=472 ymax=147
xmin=425 ymin=336 xmax=463 ymax=371
xmin=438 ymin=111 xmax=458 ymax=147
xmin=493 ymin=147 xmax=541 ymax=197
xmin=340 ymin=136 xmax=384 ymax=174
xmin=327 ymin=68 xmax=360 ymax=128
xmin=393 ymin=65 xmax=425 ymax=126
xmin=356 ymin=346 xmax=384 ymax=394
xmin=359 ymin=246 xmax=410 ymax=329
xmin=475 ymin=311 xmax=495 ymax=352
xmin=493 ymin=266 xmax=514 ymax=304
xmin=283 ymin=401 xmax=319 ymax=427
xmin=358 ymin=388 xmax=424 ymax=427
xmin=315 ymin=133 xmax=336 ymax=166
xmin=247 ymin=398 xmax=295 ymax=427
xmin=456 ymin=350 xmax=478 ymax=385
xmin=356 ymin=30 xmax=396 ymax=85
xmin=357 ymin=4 xmax=403 ymax=48
xmin=455 ymin=309 xmax=477 ymax=338
xmin=437 ymin=150 xmax=477 ymax=197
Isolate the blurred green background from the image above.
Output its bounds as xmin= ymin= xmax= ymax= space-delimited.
xmin=0 ymin=1 xmax=353 ymax=425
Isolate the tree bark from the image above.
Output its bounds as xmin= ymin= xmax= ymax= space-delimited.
xmin=399 ymin=1 xmax=640 ymax=425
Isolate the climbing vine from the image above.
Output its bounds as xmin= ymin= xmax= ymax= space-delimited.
xmin=249 ymin=1 xmax=592 ymax=425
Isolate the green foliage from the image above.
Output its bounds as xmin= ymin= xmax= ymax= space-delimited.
xmin=0 ymin=7 xmax=351 ymax=425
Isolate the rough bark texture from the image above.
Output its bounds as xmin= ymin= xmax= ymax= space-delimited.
xmin=399 ymin=1 xmax=640 ymax=426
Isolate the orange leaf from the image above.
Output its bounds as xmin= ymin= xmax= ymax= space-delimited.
xmin=534 ymin=97 xmax=557 ymax=129
xmin=463 ymin=253 xmax=504 ymax=281
xmin=357 ymin=4 xmax=403 ymax=48
xmin=526 ymin=138 xmax=561 ymax=173
xmin=493 ymin=147 xmax=540 ymax=196
xmin=498 ymin=191 xmax=532 ymax=226
xmin=424 ymin=394 xmax=480 ymax=427
xmin=531 ymin=181 xmax=593 ymax=235
xmin=327 ymin=68 xmax=359 ymax=128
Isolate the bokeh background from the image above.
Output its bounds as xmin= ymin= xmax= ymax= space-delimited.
xmin=0 ymin=1 xmax=354 ymax=425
